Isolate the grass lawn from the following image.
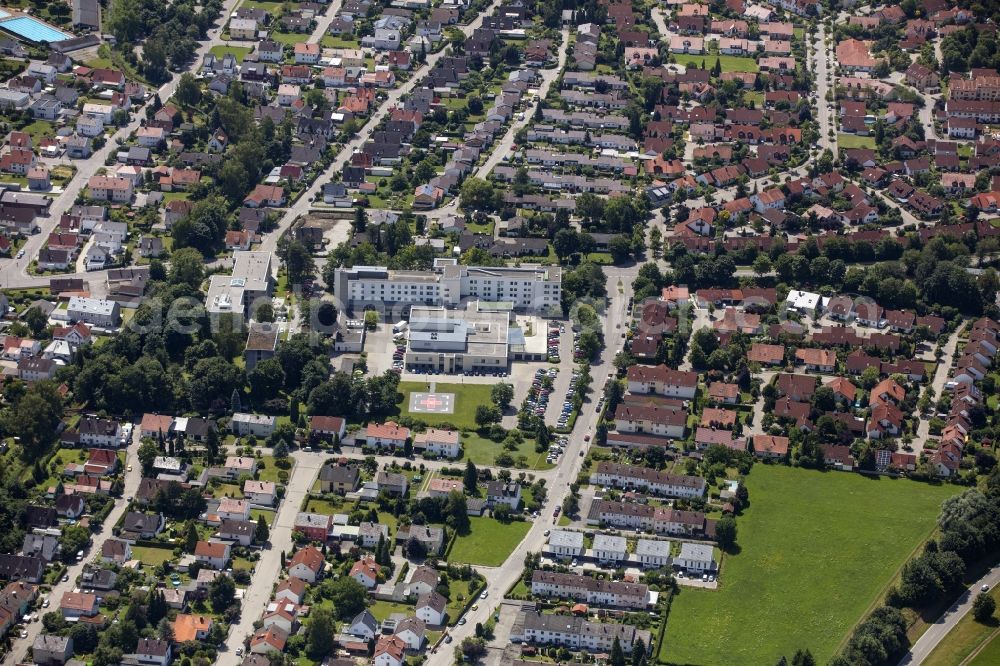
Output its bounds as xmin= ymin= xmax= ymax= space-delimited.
xmin=712 ymin=55 xmax=759 ymax=73
xmin=210 ymin=483 xmax=243 ymax=499
xmin=85 ymin=57 xmax=113 ymax=69
xmin=369 ymin=600 xmax=415 ymax=622
xmin=660 ymin=466 xmax=957 ymax=665
xmin=302 ymin=498 xmax=342 ymax=515
xmin=585 ymin=252 xmax=613 ymax=264
xmin=466 ymin=219 xmax=495 ymax=235
xmin=38 ymin=448 xmax=88 ymax=488
xmin=250 ymin=508 xmax=276 ymax=525
xmin=269 ymin=32 xmax=309 ymax=46
xmin=460 ymin=432 xmax=554 ymax=470
xmin=924 ymin=584 xmax=1000 ymax=666
xmin=210 ymin=45 xmax=252 ymax=60
xmin=132 ymin=546 xmax=176 ymax=566
xmin=321 ymin=35 xmax=361 ymax=49
xmin=233 ymin=556 xmax=255 ymax=571
xmin=445 ymin=578 xmax=484 ymax=622
xmin=449 ymin=516 xmax=531 ymax=566
xmin=838 ymin=134 xmax=877 ymax=149
xmin=393 ymin=382 xmax=494 ymax=430
xmin=257 ymin=455 xmax=293 ymax=483
xmin=969 ymin=631 xmax=1000 ymax=665
xmin=21 ymin=120 xmax=56 ymax=143
xmin=238 ymin=0 xmax=288 ymax=11
xmin=377 ymin=511 xmax=400 ymax=540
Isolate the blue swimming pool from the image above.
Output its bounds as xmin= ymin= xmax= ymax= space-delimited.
xmin=0 ymin=10 xmax=9 ymax=19
xmin=1 ymin=16 xmax=71 ymax=43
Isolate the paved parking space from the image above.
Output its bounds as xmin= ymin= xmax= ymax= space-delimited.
xmin=676 ymin=575 xmax=719 ymax=590
xmin=362 ymin=323 xmax=398 ymax=376
xmin=545 ymin=323 xmax=577 ymax=428
xmin=491 ymin=602 xmax=523 ymax=645
xmin=357 ymin=315 xmax=587 ymax=421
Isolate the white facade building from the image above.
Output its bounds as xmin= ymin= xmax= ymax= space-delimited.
xmin=335 ymin=259 xmax=561 ymax=313
xmin=634 ymin=539 xmax=672 ymax=568
xmin=67 ymin=297 xmax=120 ymax=328
xmin=546 ymin=530 xmax=584 ymax=558
xmin=675 ymin=542 xmax=715 ymax=572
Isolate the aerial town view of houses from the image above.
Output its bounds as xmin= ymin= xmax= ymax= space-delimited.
xmin=0 ymin=0 xmax=999 ymax=665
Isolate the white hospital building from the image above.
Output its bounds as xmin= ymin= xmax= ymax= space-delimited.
xmin=334 ymin=258 xmax=561 ymax=314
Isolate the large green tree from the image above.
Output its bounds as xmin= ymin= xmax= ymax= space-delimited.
xmin=326 ymin=577 xmax=368 ymax=619
xmin=209 ymin=573 xmax=236 ymax=610
xmin=307 ymin=607 xmax=336 ymax=659
xmin=459 ymin=178 xmax=499 ymax=212
xmin=4 ymin=380 xmax=63 ymax=460
xmin=188 ymin=356 xmax=244 ymax=411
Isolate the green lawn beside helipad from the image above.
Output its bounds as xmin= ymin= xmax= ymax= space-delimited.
xmin=659 ymin=466 xmax=957 ymax=665
xmin=393 ymin=381 xmax=493 ymax=430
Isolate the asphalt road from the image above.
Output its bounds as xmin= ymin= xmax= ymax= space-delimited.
xmin=911 ymin=327 xmax=961 ymax=456
xmin=471 ymin=28 xmax=570 ymax=182
xmin=8 ymin=433 xmax=143 ymax=664
xmin=216 ymin=452 xmax=326 ymax=666
xmin=256 ymin=0 xmax=506 ymax=260
xmin=423 ymin=264 xmax=637 ymax=664
xmin=812 ymin=23 xmax=835 ymax=155
xmin=0 ymin=0 xmax=245 ymax=291
xmin=898 ymin=566 xmax=1000 ymax=665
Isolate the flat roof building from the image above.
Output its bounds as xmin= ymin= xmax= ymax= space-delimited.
xmin=404 ymin=304 xmax=511 ymax=373
xmin=67 ymin=296 xmax=120 ymax=328
xmin=335 ymin=258 xmax=561 ymax=314
xmin=206 ymin=251 xmax=274 ymax=318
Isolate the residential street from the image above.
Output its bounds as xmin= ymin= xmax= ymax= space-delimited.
xmin=422 ymin=265 xmax=637 ymax=665
xmin=472 ymin=29 xmax=570 ymax=181
xmin=257 ymin=0 xmax=506 ymax=259
xmin=217 ymin=452 xmax=326 ymax=666
xmin=651 ymin=7 xmax=670 ymax=44
xmin=746 ymin=370 xmax=777 ymax=438
xmin=813 ymin=23 xmax=835 ymax=154
xmin=898 ymin=565 xmax=1000 ymax=665
xmin=8 ymin=435 xmax=143 ymax=664
xmin=0 ymin=0 xmax=244 ymax=291
xmin=911 ymin=327 xmax=961 ymax=456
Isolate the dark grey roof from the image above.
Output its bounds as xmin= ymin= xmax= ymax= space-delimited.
xmin=319 ymin=464 xmax=359 ymax=485
xmin=0 ymin=555 xmax=45 ymax=581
